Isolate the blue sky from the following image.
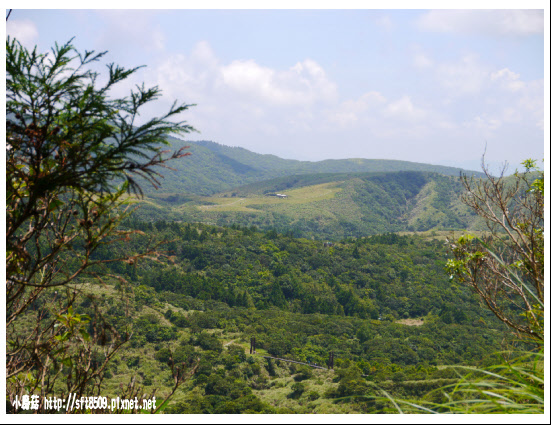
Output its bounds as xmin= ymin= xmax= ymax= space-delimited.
xmin=6 ymin=3 xmax=548 ymax=172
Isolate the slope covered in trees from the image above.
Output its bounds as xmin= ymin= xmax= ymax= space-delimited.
xmin=23 ymin=222 xmax=511 ymax=413
xmin=143 ymin=137 xmax=484 ymax=196
xmin=97 ymin=221 xmax=510 ymax=329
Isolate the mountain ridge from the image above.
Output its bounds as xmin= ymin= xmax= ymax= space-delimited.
xmin=149 ymin=137 xmax=485 ymax=196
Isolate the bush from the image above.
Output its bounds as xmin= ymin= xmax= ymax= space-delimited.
xmin=288 ymin=382 xmax=306 ymax=399
xmin=194 ymin=332 xmax=223 ymax=353
xmin=307 ymin=391 xmax=321 ymax=401
xmin=293 ymin=365 xmax=313 ymax=382
xmin=154 ymin=347 xmax=172 ymax=364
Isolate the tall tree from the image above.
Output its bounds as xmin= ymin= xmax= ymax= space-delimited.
xmin=6 ymin=37 xmax=197 ymax=412
xmin=446 ymin=159 xmax=544 ymax=344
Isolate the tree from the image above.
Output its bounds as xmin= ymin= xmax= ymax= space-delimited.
xmin=446 ymin=159 xmax=544 ymax=344
xmin=6 ymin=37 xmax=197 ymax=412
xmin=381 ymin=159 xmax=544 ymax=414
xmin=288 ymin=382 xmax=306 ymax=399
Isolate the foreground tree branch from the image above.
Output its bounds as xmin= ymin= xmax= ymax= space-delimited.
xmin=446 ymin=158 xmax=544 ymax=344
xmin=6 ymin=37 xmax=198 ymax=412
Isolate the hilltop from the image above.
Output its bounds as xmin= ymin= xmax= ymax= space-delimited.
xmin=131 ymin=139 xmax=488 ymax=238
xmin=146 ymin=138 xmax=484 ymax=196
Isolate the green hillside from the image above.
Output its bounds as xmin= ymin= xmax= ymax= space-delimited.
xmin=138 ymin=170 xmax=485 ymax=239
xmin=50 ymin=222 xmax=509 ymax=413
xmin=193 ymin=140 xmax=483 ymax=177
xmin=146 ymin=138 xmax=484 ymax=196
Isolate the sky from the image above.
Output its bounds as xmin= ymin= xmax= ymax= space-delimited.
xmin=5 ymin=2 xmax=548 ymax=173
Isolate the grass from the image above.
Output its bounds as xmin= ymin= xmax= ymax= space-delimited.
xmin=395 ymin=318 xmax=425 ymax=326
xmin=133 ymin=172 xmax=488 ymax=240
xmin=251 ymin=369 xmax=358 ymax=414
xmin=396 ymin=229 xmax=496 ymax=242
xmin=194 ymin=181 xmax=344 ymax=213
xmin=68 ymin=281 xmax=370 ymax=413
xmin=381 ymin=349 xmax=544 ymax=414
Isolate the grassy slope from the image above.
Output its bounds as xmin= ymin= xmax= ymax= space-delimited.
xmin=77 ymin=278 xmax=505 ymax=414
xmin=67 ymin=282 xmax=363 ymax=413
xmin=138 ymin=171 xmax=486 ymax=239
xmin=42 ymin=221 xmax=512 ymax=413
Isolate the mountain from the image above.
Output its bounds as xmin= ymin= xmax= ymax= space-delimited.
xmin=138 ymin=170 xmax=485 ymax=240
xmin=146 ymin=138 xmax=485 ymax=196
xmin=132 ymin=139 xmax=491 ymax=239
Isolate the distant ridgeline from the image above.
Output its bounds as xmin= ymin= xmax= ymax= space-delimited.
xmin=145 ymin=138 xmax=484 ymax=196
xmin=131 ymin=138 xmax=488 ymax=238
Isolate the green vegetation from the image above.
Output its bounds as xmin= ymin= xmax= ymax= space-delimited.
xmin=25 ymin=220 xmax=507 ymax=413
xmin=100 ymin=220 xmax=503 ymax=325
xmin=386 ymin=349 xmax=543 ymax=414
xmin=6 ymin=37 xmax=196 ymax=413
xmin=137 ymin=171 xmax=486 ymax=240
xmin=384 ymin=159 xmax=544 ymax=414
xmin=447 ymin=160 xmax=544 ymax=343
xmin=7 ymin=209 xmax=516 ymax=413
xmin=135 ymin=137 xmax=485 ymax=196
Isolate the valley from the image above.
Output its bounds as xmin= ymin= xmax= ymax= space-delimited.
xmin=9 ymin=140 xmax=541 ymax=414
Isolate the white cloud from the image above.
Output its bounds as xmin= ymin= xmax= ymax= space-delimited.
xmin=423 ymin=49 xmax=542 ymax=134
xmin=220 ymin=58 xmax=338 ymax=106
xmin=152 ymin=43 xmax=340 ymax=142
xmin=517 ymin=79 xmax=544 ymax=129
xmin=191 ymin=41 xmax=219 ymax=69
xmin=486 ymin=70 xmax=543 ymax=133
xmin=6 ymin=19 xmax=39 ymax=47
xmin=452 ymin=65 xmax=543 ymax=143
xmin=328 ymin=92 xmax=387 ymax=127
xmin=148 ymin=42 xmax=343 ymax=152
xmin=143 ymin=40 xmax=541 ymax=164
xmin=436 ymin=55 xmax=489 ymax=96
xmin=384 ymin=96 xmax=427 ymax=121
xmin=155 ymin=43 xmax=220 ymax=102
xmin=417 ymin=10 xmax=543 ymax=38
xmin=491 ymin=68 xmax=526 ymax=92
xmin=465 ymin=115 xmax=502 ymax=131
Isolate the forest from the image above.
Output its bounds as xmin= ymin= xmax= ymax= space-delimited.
xmin=12 ymin=221 xmax=528 ymax=413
